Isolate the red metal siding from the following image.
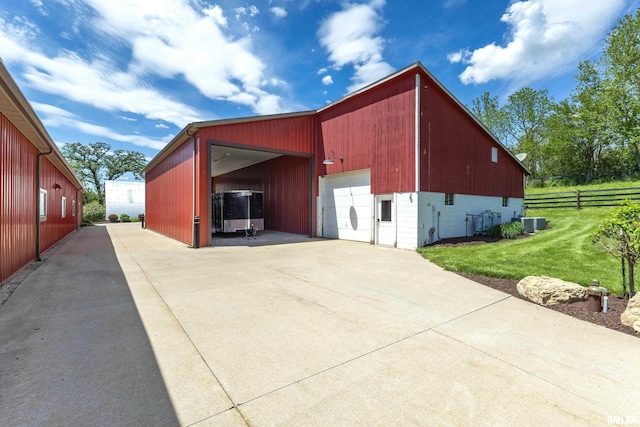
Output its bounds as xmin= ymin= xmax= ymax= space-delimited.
xmin=212 ymin=155 xmax=310 ymax=235
xmin=1 ymin=113 xmax=37 ymax=283
xmin=198 ymin=115 xmax=315 ymax=155
xmin=317 ymin=74 xmax=416 ymax=194
xmin=145 ymin=140 xmax=194 ymax=245
xmin=419 ymin=73 xmax=524 ymax=198
xmin=39 ymin=157 xmax=82 ymax=253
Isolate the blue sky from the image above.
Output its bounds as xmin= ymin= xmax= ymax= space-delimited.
xmin=2 ymin=0 xmax=639 ymax=163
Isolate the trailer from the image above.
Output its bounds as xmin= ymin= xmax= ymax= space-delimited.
xmin=212 ymin=190 xmax=264 ymax=237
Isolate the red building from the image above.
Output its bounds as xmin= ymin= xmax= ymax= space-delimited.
xmin=1 ymin=62 xmax=84 ymax=284
xmin=144 ymin=62 xmax=529 ymax=249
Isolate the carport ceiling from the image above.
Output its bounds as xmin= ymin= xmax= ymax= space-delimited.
xmin=211 ymin=145 xmax=282 ymax=177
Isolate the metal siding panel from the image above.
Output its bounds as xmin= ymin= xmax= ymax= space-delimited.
xmin=212 ymin=156 xmax=310 ymax=235
xmin=1 ymin=113 xmax=37 ymax=283
xmin=420 ymin=75 xmax=524 ymax=198
xmin=145 ymin=141 xmax=194 ymax=245
xmin=317 ymin=75 xmax=416 ymax=195
xmin=199 ymin=115 xmax=315 ymax=155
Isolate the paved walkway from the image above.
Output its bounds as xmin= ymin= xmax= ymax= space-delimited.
xmin=1 ymin=223 xmax=639 ymax=426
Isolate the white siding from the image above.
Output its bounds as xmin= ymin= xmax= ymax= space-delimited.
xmin=105 ymin=180 xmax=145 ymax=219
xmin=417 ymin=192 xmax=525 ymax=246
xmin=396 ymin=193 xmax=419 ymax=250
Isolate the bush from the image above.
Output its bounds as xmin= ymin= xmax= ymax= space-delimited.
xmin=120 ymin=213 xmax=131 ymax=223
xmin=108 ymin=214 xmax=119 ymax=223
xmin=489 ymin=221 xmax=524 ymax=239
xmin=83 ymin=202 xmax=105 ymax=224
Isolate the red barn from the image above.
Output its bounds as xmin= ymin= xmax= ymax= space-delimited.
xmin=1 ymin=62 xmax=84 ymax=284
xmin=144 ymin=62 xmax=529 ymax=249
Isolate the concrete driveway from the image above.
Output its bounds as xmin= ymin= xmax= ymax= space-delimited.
xmin=1 ymin=223 xmax=638 ymax=426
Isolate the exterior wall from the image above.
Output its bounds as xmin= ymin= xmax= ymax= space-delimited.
xmin=1 ymin=113 xmax=37 ymax=283
xmin=39 ymin=156 xmax=82 ymax=253
xmin=317 ymin=74 xmax=416 ymax=194
xmin=145 ymin=140 xmax=194 ymax=245
xmin=198 ymin=115 xmax=316 ymax=155
xmin=212 ymin=155 xmax=311 ymax=235
xmin=105 ymin=180 xmax=145 ymax=219
xmin=395 ymin=192 xmax=419 ymax=250
xmin=419 ymin=71 xmax=525 ymax=198
xmin=1 ymin=113 xmax=81 ymax=283
xmin=418 ymin=191 xmax=525 ymax=246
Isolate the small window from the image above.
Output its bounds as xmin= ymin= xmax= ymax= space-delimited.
xmin=39 ymin=189 xmax=47 ymax=222
xmin=502 ymin=197 xmax=508 ymax=207
xmin=491 ymin=147 xmax=498 ymax=163
xmin=445 ymin=193 xmax=454 ymax=206
xmin=72 ymin=200 xmax=76 ymax=216
xmin=61 ymin=196 xmax=66 ymax=218
xmin=380 ymin=200 xmax=392 ymax=222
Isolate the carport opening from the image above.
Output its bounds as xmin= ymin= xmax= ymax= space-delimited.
xmin=209 ymin=143 xmax=312 ymax=245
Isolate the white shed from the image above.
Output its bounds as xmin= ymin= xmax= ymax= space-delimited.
xmin=105 ymin=180 xmax=145 ymax=219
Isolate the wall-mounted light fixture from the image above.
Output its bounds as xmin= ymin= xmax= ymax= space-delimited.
xmin=323 ymin=149 xmax=343 ymax=165
xmin=53 ymin=183 xmax=62 ymax=190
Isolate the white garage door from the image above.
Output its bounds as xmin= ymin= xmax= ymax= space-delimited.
xmin=320 ymin=170 xmax=372 ymax=243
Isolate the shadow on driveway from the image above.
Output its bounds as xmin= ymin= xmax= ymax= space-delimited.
xmin=0 ymin=226 xmax=179 ymax=426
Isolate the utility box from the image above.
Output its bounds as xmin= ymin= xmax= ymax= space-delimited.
xmin=212 ymin=190 xmax=264 ymax=234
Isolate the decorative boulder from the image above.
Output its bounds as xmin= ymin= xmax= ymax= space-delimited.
xmin=621 ymin=293 xmax=640 ymax=333
xmin=517 ymin=276 xmax=589 ymax=306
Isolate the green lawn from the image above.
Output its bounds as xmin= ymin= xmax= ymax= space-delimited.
xmin=526 ymin=179 xmax=640 ymax=194
xmin=417 ymin=207 xmax=627 ymax=295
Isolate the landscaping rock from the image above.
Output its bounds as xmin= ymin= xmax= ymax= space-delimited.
xmin=516 ymin=276 xmax=589 ymax=306
xmin=621 ymin=293 xmax=640 ymax=333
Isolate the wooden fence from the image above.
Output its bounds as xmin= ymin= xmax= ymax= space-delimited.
xmin=525 ymin=187 xmax=640 ymax=209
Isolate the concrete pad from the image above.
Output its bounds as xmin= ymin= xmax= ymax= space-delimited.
xmin=239 ymin=331 xmax=606 ymax=425
xmin=434 ymin=296 xmax=640 ymax=415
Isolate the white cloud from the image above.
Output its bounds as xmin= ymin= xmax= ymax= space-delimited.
xmin=33 ymin=102 xmax=168 ymax=150
xmin=449 ymin=0 xmax=626 ymax=86
xmin=318 ymin=0 xmax=394 ymax=92
xmin=317 ymin=67 xmax=328 ymax=74
xmin=270 ymin=7 xmax=287 ymax=18
xmin=83 ymin=0 xmax=283 ymax=113
xmin=155 ymin=123 xmax=169 ymax=129
xmin=322 ymin=75 xmax=333 ymax=85
xmin=29 ymin=0 xmax=48 ymax=16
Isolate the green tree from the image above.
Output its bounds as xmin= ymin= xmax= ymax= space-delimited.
xmin=591 ymin=201 xmax=640 ymax=297
xmin=470 ymin=92 xmax=509 ymax=144
xmin=61 ymin=142 xmax=147 ymax=205
xmin=502 ymin=88 xmax=554 ymax=184
xmin=602 ymin=9 xmax=640 ymax=173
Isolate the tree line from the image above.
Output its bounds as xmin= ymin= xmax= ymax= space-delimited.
xmin=471 ymin=9 xmax=640 ymax=187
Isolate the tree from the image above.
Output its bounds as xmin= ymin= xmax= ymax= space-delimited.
xmin=502 ymin=88 xmax=554 ymax=183
xmin=470 ymin=92 xmax=509 ymax=144
xmin=61 ymin=142 xmax=147 ymax=205
xmin=602 ymin=9 xmax=640 ymax=173
xmin=591 ymin=201 xmax=640 ymax=297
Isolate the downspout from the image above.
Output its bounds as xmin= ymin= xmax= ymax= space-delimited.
xmin=415 ymin=73 xmax=421 ymax=193
xmin=35 ymin=146 xmax=53 ymax=261
xmin=186 ymin=127 xmax=198 ymax=248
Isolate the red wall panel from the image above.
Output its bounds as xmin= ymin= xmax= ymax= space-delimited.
xmin=1 ymin=113 xmax=37 ymax=283
xmin=419 ymin=73 xmax=525 ymax=198
xmin=198 ymin=115 xmax=315 ymax=155
xmin=317 ymin=74 xmax=416 ymax=194
xmin=212 ymin=155 xmax=311 ymax=235
xmin=145 ymin=140 xmax=194 ymax=245
xmin=39 ymin=157 xmax=81 ymax=253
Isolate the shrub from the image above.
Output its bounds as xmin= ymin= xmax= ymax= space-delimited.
xmin=489 ymin=221 xmax=524 ymax=239
xmin=119 ymin=213 xmax=131 ymax=223
xmin=83 ymin=202 xmax=105 ymax=224
xmin=108 ymin=214 xmax=119 ymax=223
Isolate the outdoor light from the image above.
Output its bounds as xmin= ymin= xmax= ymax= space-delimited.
xmin=323 ymin=149 xmax=343 ymax=165
xmin=53 ymin=183 xmax=62 ymax=190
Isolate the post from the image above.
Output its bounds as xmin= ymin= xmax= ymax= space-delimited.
xmin=576 ymin=190 xmax=581 ymax=210
xmin=193 ymin=216 xmax=200 ymax=249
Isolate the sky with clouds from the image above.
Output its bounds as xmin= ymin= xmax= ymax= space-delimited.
xmin=2 ymin=0 xmax=638 ymax=161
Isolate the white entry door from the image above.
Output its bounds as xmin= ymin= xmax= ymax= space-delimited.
xmin=376 ymin=194 xmax=395 ymax=246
